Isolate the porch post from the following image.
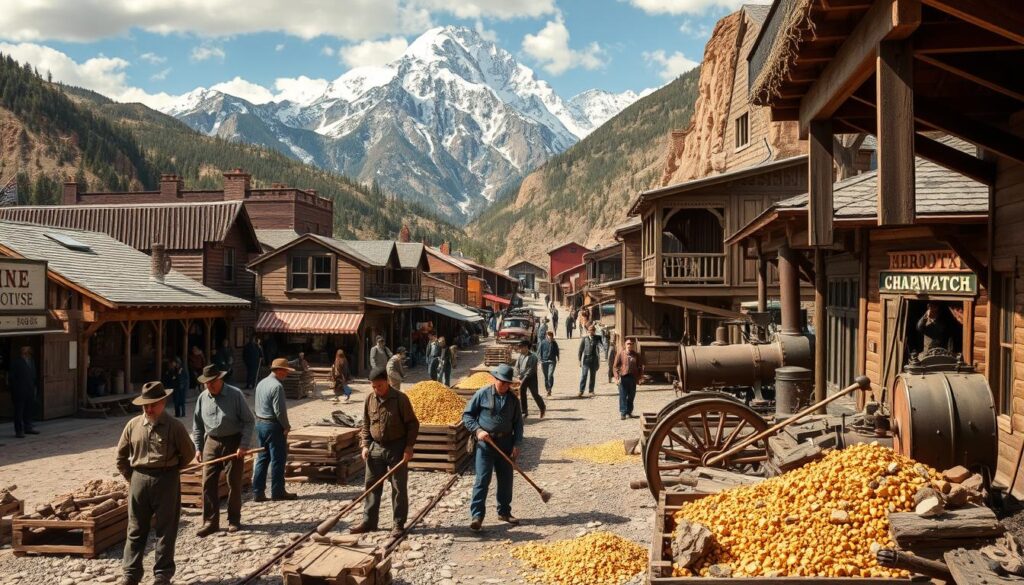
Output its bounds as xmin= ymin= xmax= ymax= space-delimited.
xmin=155 ymin=320 xmax=164 ymax=381
xmin=814 ymin=248 xmax=828 ymax=410
xmin=877 ymin=38 xmax=916 ymax=225
xmin=696 ymin=312 xmax=704 ymax=346
xmin=756 ymin=245 xmax=768 ymax=313
xmin=181 ymin=319 xmax=191 ymax=372
xmin=203 ymin=318 xmax=213 ymax=366
xmin=778 ymin=244 xmax=802 ymax=335
xmin=121 ymin=320 xmax=135 ymax=394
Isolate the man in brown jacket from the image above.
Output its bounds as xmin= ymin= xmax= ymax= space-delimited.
xmin=116 ymin=381 xmax=196 ymax=585
xmin=351 ymin=366 xmax=420 ymax=536
xmin=612 ymin=338 xmax=645 ymax=420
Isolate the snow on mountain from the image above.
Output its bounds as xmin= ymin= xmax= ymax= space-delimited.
xmin=160 ymin=26 xmax=646 ymax=222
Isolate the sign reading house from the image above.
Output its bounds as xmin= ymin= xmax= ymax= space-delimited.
xmin=880 ymin=250 xmax=977 ymax=296
xmin=0 ymin=259 xmax=48 ymax=332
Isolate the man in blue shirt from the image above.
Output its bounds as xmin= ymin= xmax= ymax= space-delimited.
xmin=462 ymin=364 xmax=524 ymax=531
xmin=252 ymin=358 xmax=298 ymax=502
xmin=537 ymin=331 xmax=560 ymax=396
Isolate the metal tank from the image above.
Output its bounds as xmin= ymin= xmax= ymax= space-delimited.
xmin=677 ymin=332 xmax=814 ymax=393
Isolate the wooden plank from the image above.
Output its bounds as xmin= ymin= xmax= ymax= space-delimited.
xmin=945 ymin=548 xmax=1024 ymax=585
xmin=914 ymin=20 xmax=1024 ymax=54
xmin=808 ymin=120 xmax=835 ymax=246
xmin=921 ymin=0 xmax=1024 ymax=45
xmin=876 ymin=38 xmax=916 ymax=226
xmin=799 ymin=0 xmax=921 ymax=136
xmin=916 ymin=53 xmax=1024 ymax=102
xmin=888 ymin=506 xmax=1003 ymax=547
xmin=913 ymin=134 xmax=995 ymax=186
xmin=915 ymin=98 xmax=1024 ymax=165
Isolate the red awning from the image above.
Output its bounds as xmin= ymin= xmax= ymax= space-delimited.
xmin=256 ymin=311 xmax=362 ymax=334
xmin=483 ymin=294 xmax=511 ymax=305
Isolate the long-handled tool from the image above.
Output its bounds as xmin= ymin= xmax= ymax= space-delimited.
xmin=482 ymin=435 xmax=552 ymax=503
xmin=703 ymin=376 xmax=871 ymax=467
xmin=182 ymin=447 xmax=265 ymax=473
xmin=315 ymin=458 xmax=408 ymax=535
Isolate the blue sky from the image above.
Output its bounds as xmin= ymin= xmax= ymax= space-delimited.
xmin=0 ymin=0 xmax=761 ymax=109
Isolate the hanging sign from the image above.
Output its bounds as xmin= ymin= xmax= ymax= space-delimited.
xmin=0 ymin=258 xmax=46 ymax=313
xmin=879 ymin=271 xmax=978 ymax=296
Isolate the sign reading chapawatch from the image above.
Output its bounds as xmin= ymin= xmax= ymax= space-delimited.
xmin=0 ymin=259 xmax=47 ymax=313
xmin=879 ymin=271 xmax=978 ymax=296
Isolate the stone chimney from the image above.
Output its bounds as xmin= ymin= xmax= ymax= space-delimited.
xmin=223 ymin=168 xmax=251 ymax=200
xmin=440 ymin=241 xmax=451 ymax=255
xmin=398 ymin=224 xmax=411 ymax=243
xmin=62 ymin=181 xmax=81 ymax=205
xmin=150 ymin=243 xmax=171 ymax=284
xmin=160 ymin=174 xmax=183 ymax=198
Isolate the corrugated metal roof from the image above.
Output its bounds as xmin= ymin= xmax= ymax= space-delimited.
xmin=395 ymin=242 xmax=425 ymax=269
xmin=255 ymin=229 xmax=301 ymax=250
xmin=0 ymin=201 xmax=256 ymax=252
xmin=0 ymin=221 xmax=249 ymax=308
xmin=339 ymin=240 xmax=396 ymax=267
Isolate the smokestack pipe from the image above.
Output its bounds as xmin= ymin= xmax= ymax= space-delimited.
xmin=151 ymin=243 xmax=169 ymax=284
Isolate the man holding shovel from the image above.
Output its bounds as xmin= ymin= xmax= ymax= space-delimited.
xmin=463 ymin=364 xmax=524 ymax=531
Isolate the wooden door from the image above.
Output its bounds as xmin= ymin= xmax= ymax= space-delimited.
xmin=881 ymin=296 xmax=907 ymax=410
xmin=43 ymin=334 xmax=77 ymax=419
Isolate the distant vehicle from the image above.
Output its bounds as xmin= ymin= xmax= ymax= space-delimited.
xmin=497 ymin=313 xmax=536 ymax=345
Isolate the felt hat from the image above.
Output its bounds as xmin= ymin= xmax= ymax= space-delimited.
xmin=368 ymin=366 xmax=389 ymax=381
xmin=132 ymin=381 xmax=173 ymax=406
xmin=517 ymin=339 xmax=530 ymax=348
xmin=269 ymin=357 xmax=295 ymax=372
xmin=196 ymin=364 xmax=227 ymax=383
xmin=490 ymin=364 xmax=514 ymax=383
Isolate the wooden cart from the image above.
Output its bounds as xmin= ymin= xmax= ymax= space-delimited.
xmin=12 ymin=502 xmax=128 ymax=559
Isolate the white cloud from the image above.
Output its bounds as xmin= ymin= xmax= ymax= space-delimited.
xmin=413 ymin=0 xmax=555 ymax=20
xmin=190 ymin=44 xmax=226 ymax=62
xmin=321 ymin=46 xmax=336 ymax=57
xmin=275 ymin=43 xmax=285 ymax=52
xmin=339 ymin=37 xmax=409 ymax=68
xmin=521 ymin=17 xmax=605 ymax=76
xmin=473 ymin=20 xmax=498 ymax=43
xmin=139 ymin=52 xmax=166 ymax=65
xmin=209 ymin=76 xmax=275 ymax=103
xmin=273 ymin=75 xmax=330 ymax=104
xmin=643 ymin=49 xmax=699 ymax=81
xmin=629 ymin=0 xmax=764 ymax=15
xmin=679 ymin=20 xmax=711 ymax=39
xmin=150 ymin=67 xmax=171 ymax=81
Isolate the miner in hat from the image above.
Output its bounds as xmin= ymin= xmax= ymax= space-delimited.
xmin=252 ymin=358 xmax=298 ymax=502
xmin=115 ymin=381 xmax=196 ymax=585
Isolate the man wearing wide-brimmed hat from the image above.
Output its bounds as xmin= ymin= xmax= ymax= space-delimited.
xmin=192 ymin=364 xmax=254 ymax=536
xmin=115 ymin=381 xmax=195 ymax=585
xmin=462 ymin=364 xmax=524 ymax=531
xmin=252 ymin=358 xmax=298 ymax=502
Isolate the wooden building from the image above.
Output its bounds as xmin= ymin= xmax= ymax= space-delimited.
xmin=505 ymin=260 xmax=548 ymax=294
xmin=0 ymin=200 xmax=264 ymax=376
xmin=0 ymin=221 xmax=248 ymax=419
xmin=426 ymin=245 xmax=473 ymax=306
xmin=748 ymin=0 xmax=1023 ymax=497
xmin=462 ymin=258 xmax=520 ymax=309
xmin=547 ymin=242 xmax=591 ymax=297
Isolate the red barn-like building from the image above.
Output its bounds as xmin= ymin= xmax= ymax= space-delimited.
xmin=547 ymin=242 xmax=591 ymax=288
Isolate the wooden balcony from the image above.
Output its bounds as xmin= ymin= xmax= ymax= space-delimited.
xmin=365 ymin=282 xmax=436 ymax=302
xmin=644 ymin=253 xmax=726 ymax=285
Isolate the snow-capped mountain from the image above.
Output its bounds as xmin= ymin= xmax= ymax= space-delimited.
xmin=161 ymin=26 xmax=645 ymax=221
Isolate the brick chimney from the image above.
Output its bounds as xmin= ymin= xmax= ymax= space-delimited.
xmin=62 ymin=181 xmax=81 ymax=205
xmin=160 ymin=174 xmax=183 ymax=198
xmin=223 ymin=168 xmax=251 ymax=200
xmin=398 ymin=224 xmax=411 ymax=243
xmin=440 ymin=241 xmax=451 ymax=255
xmin=150 ymin=242 xmax=171 ymax=284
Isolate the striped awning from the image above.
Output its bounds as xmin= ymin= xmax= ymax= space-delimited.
xmin=483 ymin=294 xmax=511 ymax=305
xmin=255 ymin=311 xmax=362 ymax=334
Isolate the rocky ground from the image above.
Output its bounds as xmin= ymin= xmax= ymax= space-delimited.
xmin=0 ymin=299 xmax=672 ymax=584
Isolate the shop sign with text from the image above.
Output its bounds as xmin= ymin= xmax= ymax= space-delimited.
xmin=879 ymin=271 xmax=978 ymax=296
xmin=0 ymin=258 xmax=47 ymax=314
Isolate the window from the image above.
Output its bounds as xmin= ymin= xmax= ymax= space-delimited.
xmin=223 ymin=247 xmax=235 ymax=282
xmin=998 ymin=272 xmax=1015 ymax=416
xmin=735 ymin=113 xmax=749 ymax=149
xmin=289 ymin=254 xmax=333 ymax=291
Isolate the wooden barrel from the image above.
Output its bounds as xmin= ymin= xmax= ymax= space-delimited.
xmin=891 ymin=372 xmax=997 ymax=473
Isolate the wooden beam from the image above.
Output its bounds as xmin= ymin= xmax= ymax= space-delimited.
xmin=808 ymin=119 xmax=835 ymax=246
xmin=930 ymin=229 xmax=989 ymax=289
xmin=915 ymin=98 xmax=1024 ymax=164
xmin=649 ymin=297 xmax=745 ymax=320
xmin=799 ymin=0 xmax=921 ymax=136
xmin=819 ymin=0 xmax=873 ymax=11
xmin=877 ymin=38 xmax=916 ymax=226
xmin=916 ymin=53 xmax=1024 ymax=102
xmin=921 ymin=0 xmax=1024 ymax=45
xmin=813 ymin=248 xmax=828 ymax=409
xmin=913 ymin=134 xmax=996 ymax=186
xmin=914 ymin=21 xmax=1024 ymax=54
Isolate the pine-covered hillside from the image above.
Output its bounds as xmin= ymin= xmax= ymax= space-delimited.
xmin=0 ymin=53 xmax=485 ymax=258
xmin=466 ymin=67 xmax=701 ymax=268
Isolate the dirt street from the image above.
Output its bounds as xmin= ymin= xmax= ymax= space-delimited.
xmin=0 ymin=301 xmax=672 ymax=584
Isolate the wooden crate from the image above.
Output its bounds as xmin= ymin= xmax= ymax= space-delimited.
xmin=410 ymin=422 xmax=470 ymax=472
xmin=282 ymin=541 xmax=392 ymax=585
xmin=484 ymin=345 xmax=511 ymax=366
xmin=12 ymin=502 xmax=127 ymax=559
xmin=180 ymin=457 xmax=254 ymax=508
xmin=286 ymin=426 xmax=362 ymax=483
xmin=284 ymin=370 xmax=316 ymax=399
xmin=287 ymin=455 xmax=363 ymax=484
xmin=1 ymin=498 xmax=24 ymax=546
xmin=649 ymin=491 xmax=911 ymax=584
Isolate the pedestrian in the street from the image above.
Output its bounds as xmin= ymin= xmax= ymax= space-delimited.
xmin=351 ymin=366 xmax=419 ymax=536
xmin=565 ymin=310 xmax=575 ymax=339
xmin=537 ymin=318 xmax=548 ymax=346
xmin=162 ymin=357 xmax=189 ymax=418
xmin=551 ymin=307 xmax=559 ymax=338
xmin=606 ymin=331 xmax=619 ymax=384
xmin=387 ymin=346 xmax=407 ymax=390
xmin=538 ymin=330 xmax=559 ymax=396
xmin=612 ymin=338 xmax=645 ymax=420
xmin=214 ymin=339 xmax=234 ymax=382
xmin=8 ymin=345 xmax=39 ymax=438
xmin=369 ymin=335 xmax=392 ymax=371
xmin=514 ymin=340 xmax=545 ymax=418
xmin=192 ymin=364 xmax=254 ymax=536
xmin=242 ymin=337 xmax=263 ymax=390
xmin=252 ymin=358 xmax=298 ymax=502
xmin=438 ymin=337 xmax=453 ymax=386
xmin=331 ymin=349 xmax=353 ymax=403
xmin=187 ymin=346 xmax=205 ymax=390
xmin=426 ymin=333 xmax=441 ymax=381
xmin=578 ymin=325 xmax=601 ymax=397
xmin=116 ymin=381 xmax=195 ymax=585
xmin=463 ymin=364 xmax=523 ymax=531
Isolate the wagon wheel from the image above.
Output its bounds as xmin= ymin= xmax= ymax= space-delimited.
xmin=644 ymin=391 xmax=746 ymax=462
xmin=644 ymin=397 xmax=771 ymax=498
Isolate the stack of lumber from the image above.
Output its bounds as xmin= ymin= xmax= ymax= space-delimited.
xmin=12 ymin=479 xmax=129 ymax=558
xmin=1 ymin=485 xmax=23 ymax=546
xmin=411 ymin=422 xmax=469 ymax=473
xmin=281 ymin=539 xmax=392 ymax=585
xmin=283 ymin=370 xmax=316 ymax=399
xmin=286 ymin=426 xmax=362 ymax=483
xmin=483 ymin=345 xmax=511 ymax=366
xmin=180 ymin=458 xmax=254 ymax=508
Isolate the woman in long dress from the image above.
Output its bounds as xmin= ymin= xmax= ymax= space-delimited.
xmin=331 ymin=349 xmax=353 ymax=402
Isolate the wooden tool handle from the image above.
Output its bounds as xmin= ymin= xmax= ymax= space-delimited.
xmin=182 ymin=447 xmax=265 ymax=473
xmin=705 ymin=376 xmax=870 ymax=467
xmin=315 ymin=458 xmax=407 ymax=535
xmin=482 ymin=435 xmax=545 ymax=496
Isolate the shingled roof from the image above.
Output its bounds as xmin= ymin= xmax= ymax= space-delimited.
xmin=339 ymin=240 xmax=398 ymax=268
xmin=255 ymin=229 xmax=301 ymax=251
xmin=395 ymin=242 xmax=427 ymax=270
xmin=0 ymin=201 xmax=260 ymax=252
xmin=0 ymin=221 xmax=249 ymax=308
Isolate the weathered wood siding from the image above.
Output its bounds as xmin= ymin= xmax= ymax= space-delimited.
xmin=167 ymin=252 xmax=205 ymax=284
xmin=204 ymin=224 xmax=256 ymax=300
xmin=622 ymin=231 xmax=642 ymax=278
xmin=256 ymin=241 xmax=363 ymax=306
